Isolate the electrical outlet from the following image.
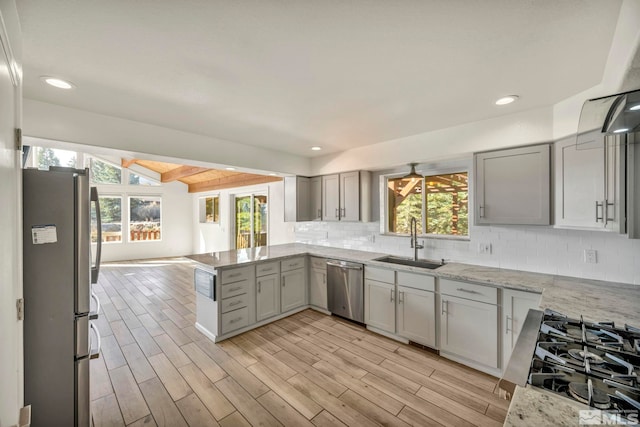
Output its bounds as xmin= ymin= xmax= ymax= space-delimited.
xmin=478 ymin=243 xmax=492 ymax=254
xmin=584 ymin=249 xmax=597 ymax=264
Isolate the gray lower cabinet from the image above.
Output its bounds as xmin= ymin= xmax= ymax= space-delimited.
xmin=397 ymin=285 xmax=435 ymax=348
xmin=309 ymin=257 xmax=327 ymax=310
xmin=281 ymin=257 xmax=306 ymax=312
xmin=364 ymin=278 xmax=396 ymax=333
xmin=439 ymin=279 xmax=498 ymax=371
xmin=256 ymin=273 xmax=280 ymax=322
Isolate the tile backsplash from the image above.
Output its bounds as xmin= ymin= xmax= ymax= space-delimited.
xmin=294 ymin=222 xmax=640 ymax=285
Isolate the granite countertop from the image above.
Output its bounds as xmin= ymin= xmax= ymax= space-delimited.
xmin=187 ymin=243 xmax=640 ymax=427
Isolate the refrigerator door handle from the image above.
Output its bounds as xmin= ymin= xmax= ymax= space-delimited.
xmin=90 ymin=321 xmax=101 ymax=359
xmin=91 ymin=187 xmax=102 ymax=284
xmin=90 ymin=292 xmax=100 ymax=320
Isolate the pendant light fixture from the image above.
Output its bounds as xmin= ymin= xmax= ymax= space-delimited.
xmin=403 ymin=163 xmax=422 ymax=179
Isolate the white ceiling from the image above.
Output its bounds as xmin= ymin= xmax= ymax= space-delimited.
xmin=17 ymin=1 xmax=623 ymax=158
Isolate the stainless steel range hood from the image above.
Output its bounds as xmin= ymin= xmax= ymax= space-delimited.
xmin=577 ymin=88 xmax=640 ymax=144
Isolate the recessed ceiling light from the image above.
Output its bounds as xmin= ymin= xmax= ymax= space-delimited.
xmin=268 ymin=173 xmax=277 ymax=176
xmin=613 ymin=128 xmax=629 ymax=133
xmin=41 ymin=76 xmax=75 ymax=89
xmin=630 ymin=104 xmax=640 ymax=111
xmin=311 ymin=146 xmax=322 ymax=151
xmin=225 ymin=167 xmax=236 ymax=171
xmin=495 ymin=95 xmax=519 ymax=106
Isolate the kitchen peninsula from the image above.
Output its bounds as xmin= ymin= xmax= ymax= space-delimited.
xmin=188 ymin=243 xmax=640 ymax=426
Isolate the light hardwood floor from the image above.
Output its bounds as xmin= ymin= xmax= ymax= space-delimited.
xmin=91 ymin=258 xmax=508 ymax=427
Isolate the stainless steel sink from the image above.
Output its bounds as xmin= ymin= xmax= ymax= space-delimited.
xmin=373 ymin=256 xmax=443 ymax=270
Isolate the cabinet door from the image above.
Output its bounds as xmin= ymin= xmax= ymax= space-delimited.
xmin=475 ymin=144 xmax=550 ymax=225
xmin=309 ymin=268 xmax=327 ymax=310
xmin=340 ymin=171 xmax=360 ymax=221
xmin=256 ymin=274 xmax=280 ymax=322
xmin=322 ymin=174 xmax=340 ymax=222
xmin=281 ymin=269 xmax=306 ymax=312
xmin=554 ymin=136 xmax=605 ymax=228
xmin=364 ymin=279 xmax=395 ymax=333
xmin=440 ymin=295 xmax=498 ymax=369
xmin=397 ymin=286 xmax=435 ymax=347
xmin=310 ymin=176 xmax=322 ymax=221
xmin=502 ymin=289 xmax=541 ymax=367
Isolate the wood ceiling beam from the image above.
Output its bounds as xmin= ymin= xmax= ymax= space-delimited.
xmin=188 ymin=174 xmax=282 ymax=193
xmin=161 ymin=165 xmax=211 ymax=183
xmin=121 ymin=158 xmax=138 ymax=168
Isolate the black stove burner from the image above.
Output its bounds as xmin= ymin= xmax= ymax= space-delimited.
xmin=567 ymin=382 xmax=612 ymax=409
xmin=568 ymin=348 xmax=605 ymax=365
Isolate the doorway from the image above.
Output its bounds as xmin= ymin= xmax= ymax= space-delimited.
xmin=234 ymin=193 xmax=268 ymax=249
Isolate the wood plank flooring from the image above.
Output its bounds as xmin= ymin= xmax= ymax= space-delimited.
xmin=91 ymin=258 xmax=508 ymax=427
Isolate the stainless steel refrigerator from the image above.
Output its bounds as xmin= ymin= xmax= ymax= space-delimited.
xmin=23 ymin=167 xmax=102 ymax=427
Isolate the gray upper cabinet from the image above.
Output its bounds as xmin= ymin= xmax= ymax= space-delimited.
xmin=554 ymin=133 xmax=625 ymax=232
xmin=310 ymin=176 xmax=322 ymax=221
xmin=322 ymin=171 xmax=370 ymax=222
xmin=322 ymin=174 xmax=341 ymax=221
xmin=284 ymin=176 xmax=311 ymax=222
xmin=475 ymin=144 xmax=551 ymax=225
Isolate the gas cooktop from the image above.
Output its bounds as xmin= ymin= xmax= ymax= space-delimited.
xmin=528 ymin=309 xmax=640 ymax=421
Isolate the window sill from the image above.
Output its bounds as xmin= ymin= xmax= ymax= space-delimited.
xmin=381 ymin=233 xmax=470 ymax=242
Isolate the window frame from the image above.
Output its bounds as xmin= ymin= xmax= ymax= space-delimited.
xmin=86 ymin=155 xmax=123 ymax=185
xmin=95 ymin=194 xmax=124 ymax=244
xmin=198 ymin=195 xmax=220 ymax=224
xmin=381 ymin=164 xmax=471 ymax=240
xmin=128 ymin=195 xmax=163 ymax=243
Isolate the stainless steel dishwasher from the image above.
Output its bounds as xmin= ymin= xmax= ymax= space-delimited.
xmin=326 ymin=260 xmax=364 ymax=323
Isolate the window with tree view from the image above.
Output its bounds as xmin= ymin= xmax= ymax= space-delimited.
xmin=387 ymin=172 xmax=468 ymax=237
xmin=89 ymin=157 xmax=122 ymax=185
xmin=129 ymin=197 xmax=162 ymax=241
xmin=91 ymin=196 xmax=122 ymax=243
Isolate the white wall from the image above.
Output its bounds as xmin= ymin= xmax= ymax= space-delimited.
xmin=0 ymin=1 xmax=22 ymax=425
xmin=193 ymin=180 xmax=295 ymax=254
xmin=97 ymin=179 xmax=194 ymax=262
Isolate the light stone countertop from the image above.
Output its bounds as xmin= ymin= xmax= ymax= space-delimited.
xmin=186 ymin=243 xmax=640 ymax=427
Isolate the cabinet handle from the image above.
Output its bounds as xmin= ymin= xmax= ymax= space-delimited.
xmin=441 ymin=299 xmax=448 ymax=315
xmin=595 ymin=201 xmax=604 ymax=222
xmin=257 ymin=281 xmax=261 ymax=293
xmin=282 ymin=276 xmax=286 ymax=287
xmin=479 ymin=205 xmax=485 ymax=218
xmin=322 ymin=273 xmax=326 ymax=284
xmin=262 ymin=267 xmax=273 ymax=272
xmin=342 ymin=207 xmax=346 ymax=217
xmin=318 ymin=208 xmax=322 ymax=218
xmin=229 ymin=300 xmax=242 ymax=307
xmin=399 ymin=291 xmax=404 ymax=303
xmin=506 ymin=315 xmax=512 ymax=334
xmin=456 ymin=287 xmax=479 ymax=294
xmin=335 ymin=208 xmax=339 ymax=218
xmin=228 ymin=272 xmax=241 ymax=278
xmin=605 ymin=199 xmax=615 ymax=224
xmin=390 ymin=289 xmax=394 ymax=302
xmin=229 ymin=317 xmax=243 ymax=324
xmin=229 ymin=286 xmax=242 ymax=292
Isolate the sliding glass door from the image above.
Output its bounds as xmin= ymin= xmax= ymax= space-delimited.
xmin=234 ymin=193 xmax=268 ymax=249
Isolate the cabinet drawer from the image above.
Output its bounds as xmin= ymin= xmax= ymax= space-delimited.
xmin=220 ymin=266 xmax=252 ymax=284
xmin=256 ymin=261 xmax=280 ymax=277
xmin=221 ymin=307 xmax=249 ymax=334
xmin=220 ymin=293 xmax=248 ymax=313
xmin=310 ymin=257 xmax=326 ymax=270
xmin=397 ymin=271 xmax=435 ymax=292
xmin=281 ymin=257 xmax=305 ymax=272
xmin=221 ymin=280 xmax=250 ymax=299
xmin=365 ymin=266 xmax=394 ymax=284
xmin=440 ymin=279 xmax=497 ymax=304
